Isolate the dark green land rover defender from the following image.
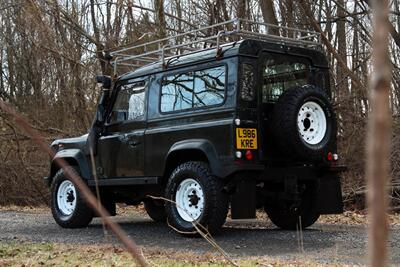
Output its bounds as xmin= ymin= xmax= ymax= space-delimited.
xmin=45 ymin=19 xmax=344 ymax=234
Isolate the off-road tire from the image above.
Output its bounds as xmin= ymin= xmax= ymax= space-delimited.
xmin=144 ymin=198 xmax=167 ymax=222
xmin=50 ymin=167 xmax=93 ymax=228
xmin=165 ymin=161 xmax=228 ymax=235
xmin=101 ymin=196 xmax=116 ymax=216
xmin=264 ymin=184 xmax=320 ymax=230
xmin=271 ymin=85 xmax=336 ymax=161
xmin=265 ymin=204 xmax=320 ymax=230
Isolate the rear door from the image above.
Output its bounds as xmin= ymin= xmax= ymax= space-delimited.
xmin=258 ymin=52 xmax=326 ymax=160
xmin=97 ymin=80 xmax=147 ymax=178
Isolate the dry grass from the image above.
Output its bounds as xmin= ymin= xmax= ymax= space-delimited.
xmin=318 ymin=211 xmax=400 ymax=226
xmin=255 ymin=210 xmax=400 ymax=226
xmin=0 ymin=205 xmax=48 ymax=213
xmin=0 ymin=242 xmax=356 ymax=267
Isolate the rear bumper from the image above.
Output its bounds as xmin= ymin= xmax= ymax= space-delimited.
xmin=328 ymin=164 xmax=347 ymax=172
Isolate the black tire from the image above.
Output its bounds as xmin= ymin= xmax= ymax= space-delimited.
xmin=101 ymin=197 xmax=116 ymax=216
xmin=165 ymin=161 xmax=228 ymax=235
xmin=50 ymin=167 xmax=93 ymax=228
xmin=144 ymin=198 xmax=167 ymax=222
xmin=264 ymin=184 xmax=320 ymax=230
xmin=270 ymin=85 xmax=336 ymax=161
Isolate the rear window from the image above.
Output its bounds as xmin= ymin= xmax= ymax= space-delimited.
xmin=161 ymin=66 xmax=226 ymax=112
xmin=262 ymin=54 xmax=326 ymax=103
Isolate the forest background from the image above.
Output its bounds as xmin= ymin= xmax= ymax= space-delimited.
xmin=0 ymin=0 xmax=400 ymax=209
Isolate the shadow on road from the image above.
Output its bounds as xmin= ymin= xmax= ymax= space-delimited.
xmin=85 ymin=218 xmax=339 ymax=257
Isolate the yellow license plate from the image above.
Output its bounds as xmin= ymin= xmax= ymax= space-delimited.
xmin=236 ymin=128 xmax=258 ymax=149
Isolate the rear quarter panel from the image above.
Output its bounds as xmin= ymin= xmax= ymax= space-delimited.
xmin=144 ymin=58 xmax=238 ymax=177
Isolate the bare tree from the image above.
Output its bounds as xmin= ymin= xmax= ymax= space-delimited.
xmin=155 ymin=0 xmax=166 ymax=38
xmin=366 ymin=0 xmax=392 ymax=266
xmin=259 ymin=0 xmax=279 ymax=35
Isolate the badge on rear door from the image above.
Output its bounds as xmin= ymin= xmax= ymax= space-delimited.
xmin=236 ymin=128 xmax=258 ymax=149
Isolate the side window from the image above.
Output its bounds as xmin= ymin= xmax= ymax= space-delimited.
xmin=161 ymin=73 xmax=194 ymax=112
xmin=240 ymin=63 xmax=255 ymax=101
xmin=161 ymin=66 xmax=226 ymax=112
xmin=109 ymin=82 xmax=146 ymax=123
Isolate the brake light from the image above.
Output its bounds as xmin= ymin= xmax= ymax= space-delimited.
xmin=245 ymin=150 xmax=253 ymax=160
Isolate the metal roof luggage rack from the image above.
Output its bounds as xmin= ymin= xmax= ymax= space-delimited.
xmin=110 ymin=18 xmax=321 ymax=74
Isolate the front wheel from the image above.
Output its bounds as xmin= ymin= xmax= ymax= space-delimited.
xmin=165 ymin=161 xmax=228 ymax=235
xmin=50 ymin=167 xmax=93 ymax=228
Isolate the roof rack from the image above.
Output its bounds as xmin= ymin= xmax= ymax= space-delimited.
xmin=110 ymin=18 xmax=321 ymax=74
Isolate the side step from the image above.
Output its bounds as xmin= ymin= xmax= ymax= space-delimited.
xmin=87 ymin=177 xmax=159 ymax=187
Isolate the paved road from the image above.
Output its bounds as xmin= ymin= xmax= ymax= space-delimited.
xmin=0 ymin=210 xmax=399 ymax=266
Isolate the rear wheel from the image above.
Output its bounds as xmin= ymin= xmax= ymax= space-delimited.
xmin=264 ymin=184 xmax=320 ymax=230
xmin=165 ymin=161 xmax=228 ymax=235
xmin=50 ymin=167 xmax=93 ymax=228
xmin=144 ymin=198 xmax=167 ymax=222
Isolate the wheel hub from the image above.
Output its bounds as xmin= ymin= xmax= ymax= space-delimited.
xmin=67 ymin=190 xmax=75 ymax=203
xmin=297 ymin=101 xmax=327 ymax=145
xmin=175 ymin=178 xmax=205 ymax=222
xmin=188 ymin=191 xmax=200 ymax=206
xmin=57 ymin=180 xmax=77 ymax=216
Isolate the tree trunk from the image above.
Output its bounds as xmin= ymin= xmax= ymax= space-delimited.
xmin=154 ymin=0 xmax=166 ymax=39
xmin=366 ymin=0 xmax=391 ymax=266
xmin=259 ymin=0 xmax=279 ymax=35
xmin=336 ymin=0 xmax=349 ymax=101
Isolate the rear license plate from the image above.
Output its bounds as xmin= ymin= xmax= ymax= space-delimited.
xmin=236 ymin=128 xmax=257 ymax=149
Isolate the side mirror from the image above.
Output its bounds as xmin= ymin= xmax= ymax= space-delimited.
xmin=96 ymin=104 xmax=105 ymax=123
xmin=96 ymin=75 xmax=112 ymax=89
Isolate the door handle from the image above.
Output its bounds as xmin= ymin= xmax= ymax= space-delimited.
xmin=127 ymin=140 xmax=140 ymax=147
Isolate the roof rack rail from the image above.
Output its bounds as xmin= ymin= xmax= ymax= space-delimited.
xmin=110 ymin=18 xmax=321 ymax=74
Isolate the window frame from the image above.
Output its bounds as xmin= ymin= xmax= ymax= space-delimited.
xmin=159 ymin=64 xmax=228 ymax=114
xmin=105 ymin=80 xmax=148 ymax=125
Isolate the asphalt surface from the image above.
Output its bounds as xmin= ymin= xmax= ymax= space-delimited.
xmin=0 ymin=210 xmax=399 ymax=266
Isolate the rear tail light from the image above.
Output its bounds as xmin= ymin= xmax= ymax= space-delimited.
xmin=245 ymin=150 xmax=253 ymax=160
xmin=327 ymin=152 xmax=339 ymax=162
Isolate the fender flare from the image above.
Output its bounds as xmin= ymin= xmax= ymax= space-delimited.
xmin=48 ymin=149 xmax=91 ymax=185
xmin=164 ymin=139 xmax=224 ymax=177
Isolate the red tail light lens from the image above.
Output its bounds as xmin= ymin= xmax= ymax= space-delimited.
xmin=327 ymin=152 xmax=333 ymax=161
xmin=245 ymin=150 xmax=253 ymax=160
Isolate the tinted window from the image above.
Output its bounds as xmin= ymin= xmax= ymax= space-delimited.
xmin=240 ymin=63 xmax=255 ymax=101
xmin=109 ymin=82 xmax=146 ymax=123
xmin=161 ymin=66 xmax=225 ymax=112
xmin=262 ymin=55 xmax=310 ymax=103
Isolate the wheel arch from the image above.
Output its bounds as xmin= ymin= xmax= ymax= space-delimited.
xmin=48 ymin=149 xmax=91 ymax=186
xmin=163 ymin=139 xmax=223 ymax=181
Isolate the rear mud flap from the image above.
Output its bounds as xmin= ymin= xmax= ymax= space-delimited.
xmin=231 ymin=179 xmax=256 ymax=219
xmin=316 ymin=173 xmax=343 ymax=214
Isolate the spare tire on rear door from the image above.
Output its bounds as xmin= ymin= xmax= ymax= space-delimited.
xmin=270 ymin=85 xmax=336 ymax=162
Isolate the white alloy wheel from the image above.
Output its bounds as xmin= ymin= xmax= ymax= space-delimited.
xmin=297 ymin=101 xmax=327 ymax=145
xmin=57 ymin=180 xmax=77 ymax=216
xmin=175 ymin=178 xmax=205 ymax=222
